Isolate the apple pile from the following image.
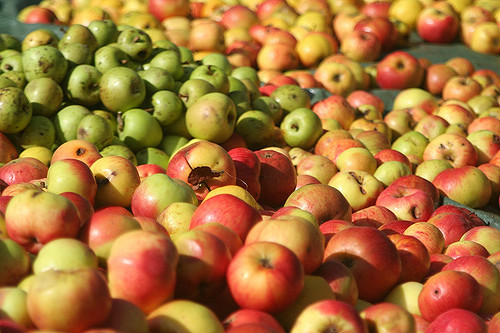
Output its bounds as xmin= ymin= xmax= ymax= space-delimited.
xmin=0 ymin=3 xmax=499 ymax=333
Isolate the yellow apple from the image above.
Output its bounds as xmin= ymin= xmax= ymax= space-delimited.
xmin=384 ymin=281 xmax=425 ymax=315
xmin=388 ymin=0 xmax=423 ymax=29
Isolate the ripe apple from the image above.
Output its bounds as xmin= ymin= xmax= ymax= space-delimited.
xmin=360 ymin=302 xmax=416 ymax=333
xmin=314 ymin=258 xmax=358 ymax=306
xmin=312 ymin=95 xmax=357 ymax=130
xmin=418 ymin=270 xmax=482 ymax=322
xmin=376 ymin=51 xmax=423 ymax=90
xmin=433 ymin=166 xmax=491 ymax=208
xmin=107 ymin=230 xmax=179 ymax=314
xmin=375 ymin=186 xmax=435 ymax=222
xmin=469 ymin=22 xmax=500 ymax=55
xmin=0 ymin=237 xmax=30 ymax=286
xmin=226 ymin=241 xmax=305 ymax=313
xmin=392 ymin=87 xmax=438 ymax=115
xmin=290 ymin=299 xmax=367 ymax=333
xmin=388 ymin=234 xmax=431 ymax=283
xmin=444 ymin=240 xmax=490 ymax=259
xmin=340 ymin=30 xmax=381 ymax=62
xmin=51 ymin=139 xmax=102 ymax=167
xmin=328 ymin=171 xmax=384 ymax=212
xmin=424 ymin=63 xmax=458 ymax=95
xmin=426 ymin=308 xmax=488 ymax=333
xmin=5 ymin=190 xmax=81 ymax=254
xmin=403 ymin=222 xmax=446 ymax=255
xmin=319 ymin=219 xmax=356 ymax=243
xmin=313 ymin=61 xmax=357 ymax=97
xmin=324 ymin=227 xmax=402 ymax=303
xmin=384 ymin=281 xmax=424 ymax=316
xmin=223 ymin=309 xmax=285 ymax=333
xmin=59 ymin=192 xmax=94 ymax=225
xmin=0 ymin=157 xmax=48 ymax=186
xmin=442 ymin=76 xmax=483 ymax=102
xmin=416 ymin=7 xmax=459 ymax=43
xmin=354 ymin=17 xmax=398 ymax=52
xmin=461 ymin=226 xmax=500 ymax=254
xmin=423 ymin=133 xmax=478 ymax=168
xmin=27 ymin=268 xmax=112 ymax=332
xmin=427 ymin=253 xmax=454 ymax=278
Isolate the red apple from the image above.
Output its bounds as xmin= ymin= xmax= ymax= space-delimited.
xmin=444 ymin=240 xmax=490 ymax=258
xmin=403 ymin=222 xmax=446 ymax=255
xmin=418 ymin=270 xmax=483 ymax=322
xmin=324 ymin=227 xmax=402 ymax=303
xmin=423 ymin=133 xmax=479 ymax=169
xmin=148 ymin=0 xmax=190 ymax=22
xmin=360 ymin=302 xmax=416 ymax=333
xmin=426 ymin=308 xmax=488 ymax=333
xmin=228 ymin=148 xmax=261 ymax=201
xmin=0 ymin=132 xmax=18 ymax=164
xmin=226 ymin=241 xmax=305 ymax=313
xmin=378 ymin=220 xmax=415 ymax=235
xmin=424 ymin=63 xmax=458 ymax=95
xmin=427 ymin=212 xmax=478 ymax=247
xmin=376 ymin=51 xmax=423 ymax=90
xmin=416 ymin=7 xmax=460 ymax=43
xmin=442 ymin=76 xmax=483 ymax=102
xmin=319 ymin=219 xmax=356 ymax=243
xmin=223 ymin=309 xmax=285 ymax=333
xmin=388 ymin=234 xmax=431 ymax=283
xmin=314 ymin=258 xmax=359 ymax=306
xmin=0 ymin=157 xmax=48 ymax=186
xmin=375 ymin=186 xmax=435 ymax=222
xmin=136 ymin=164 xmax=166 ymax=180
xmin=354 ymin=17 xmax=398 ymax=52
xmin=351 ymin=205 xmax=398 ymax=228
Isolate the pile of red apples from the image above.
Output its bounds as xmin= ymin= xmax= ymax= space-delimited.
xmin=1 ymin=0 xmax=499 ymax=332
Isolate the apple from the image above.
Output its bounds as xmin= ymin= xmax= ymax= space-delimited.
xmin=424 ymin=63 xmax=458 ymax=95
xmin=156 ymin=202 xmax=197 ymax=239
xmin=414 ymin=159 xmax=453 ymax=182
xmin=384 ymin=281 xmax=424 ymax=316
xmin=416 ymin=7 xmax=460 ymax=43
xmin=392 ymin=88 xmax=438 ymax=115
xmin=354 ymin=17 xmax=398 ymax=52
xmin=0 ymin=157 xmax=48 ymax=186
xmin=290 ymin=299 xmax=367 ymax=333
xmin=388 ymin=234 xmax=431 ymax=283
xmin=333 ymin=9 xmax=367 ymax=43
xmin=470 ymin=22 xmax=500 ymax=55
xmin=147 ymin=299 xmax=224 ymax=332
xmin=280 ymin=107 xmax=323 ymax=149
xmin=0 ymin=132 xmax=18 ymax=165
xmin=340 ymin=30 xmax=381 ymax=62
xmin=468 ymin=130 xmax=500 ymax=165
xmin=27 ymin=268 xmax=112 ymax=332
xmin=403 ymin=222 xmax=446 ymax=255
xmin=32 ymin=238 xmax=98 ymax=274
xmin=461 ymin=226 xmax=500 ymax=254
xmin=360 ymin=302 xmax=416 ymax=333
xmin=51 ymin=139 xmax=102 ymax=167
xmin=433 ymin=166 xmax=491 ymax=208
xmin=469 ymin=116 xmax=500 ymax=136
xmin=427 ymin=212 xmax=479 ymax=248
xmin=0 ymin=237 xmax=30 ymax=286
xmin=189 ymin=18 xmax=225 ymax=53
xmin=223 ymin=309 xmax=284 ymax=332
xmin=442 ymin=76 xmax=483 ymax=102
xmin=426 ymin=308 xmax=488 ymax=333
xmin=324 ymin=227 xmax=402 ymax=303
xmin=296 ymin=154 xmax=338 ymax=185
xmin=5 ymin=190 xmax=80 ymax=254
xmin=376 ymin=50 xmax=423 ymax=90
xmin=442 ymin=255 xmax=500 ymax=315
xmin=312 ymin=95 xmax=357 ymax=130
xmin=167 ymin=140 xmax=237 ymax=202
xmin=313 ymin=61 xmax=357 ymax=97
xmin=427 ymin=253 xmax=454 ymax=278
xmin=418 ymin=270 xmax=483 ymax=322
xmin=107 ymin=230 xmax=179 ymax=314
xmin=285 ymin=183 xmax=352 ymax=224
xmin=423 ymin=133 xmax=478 ymax=168
xmin=226 ymin=241 xmax=305 ymax=313
xmin=255 ymin=149 xmax=297 ymax=208
xmin=378 ymin=220 xmax=415 ymax=235
xmin=314 ymin=258 xmax=358 ymax=306
xmin=375 ymin=186 xmax=435 ymax=222
xmin=193 ymin=222 xmax=243 ymax=257
xmin=319 ymin=219 xmax=356 ymax=243
xmin=444 ymin=240 xmax=490 ymax=259
xmin=59 ymin=192 xmax=94 ymax=226
xmin=100 ymin=298 xmax=149 ymax=333
xmin=328 ymin=171 xmax=384 ymax=212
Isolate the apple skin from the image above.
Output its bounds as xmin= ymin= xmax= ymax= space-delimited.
xmin=461 ymin=226 xmax=500 ymax=254
xmin=376 ymin=51 xmax=423 ymax=90
xmin=442 ymin=255 xmax=500 ymax=315
xmin=228 ymin=148 xmax=261 ymax=201
xmin=319 ymin=219 xmax=356 ymax=244
xmin=427 ymin=212 xmax=479 ymax=247
xmin=0 ymin=237 xmax=30 ymax=287
xmin=426 ymin=308 xmax=488 ymax=333
xmin=418 ymin=270 xmax=483 ymax=322
xmin=416 ymin=7 xmax=459 ymax=43
xmin=387 ymin=234 xmax=431 ymax=283
xmin=193 ymin=222 xmax=243 ymax=257
xmin=427 ymin=253 xmax=454 ymax=278
xmin=167 ymin=140 xmax=237 ymax=202
xmin=424 ymin=63 xmax=458 ymax=95
xmin=442 ymin=76 xmax=483 ymax=103
xmin=390 ymin=175 xmax=441 ymax=206
xmin=375 ymin=186 xmax=435 ymax=222
xmin=46 ymin=158 xmax=97 ymax=206
xmin=107 ymin=230 xmax=179 ymax=314
xmin=26 ymin=268 xmax=112 ymax=332
xmin=354 ymin=17 xmax=397 ymax=52
xmin=384 ymin=281 xmax=424 ymax=316
xmin=378 ymin=220 xmax=415 ymax=235
xmin=5 ymin=190 xmax=81 ymax=254
xmin=324 ymin=227 xmax=402 ymax=303
xmin=290 ymin=299 xmax=368 ymax=333
xmin=433 ymin=166 xmax=492 ymax=208
xmin=0 ymin=157 xmax=48 ymax=186
xmin=223 ymin=309 xmax=284 ymax=333
xmin=254 ymin=150 xmax=297 ymax=208
xmin=51 ymin=139 xmax=102 ymax=167
xmin=226 ymin=241 xmax=305 ymax=313
xmin=351 ymin=205 xmax=398 ymax=228
xmin=312 ymin=94 xmax=356 ymax=130
xmin=59 ymin=192 xmax=94 ymax=225
xmin=444 ymin=240 xmax=490 ymax=259
xmin=0 ymin=132 xmax=18 ymax=164
xmin=284 ymin=184 xmax=352 ymax=224
xmin=314 ymin=258 xmax=358 ymax=306
xmin=403 ymin=222 xmax=446 ymax=255
xmin=101 ymin=298 xmax=149 ymax=333
xmin=360 ymin=302 xmax=416 ymax=333
xmin=245 ymin=217 xmax=325 ymax=275
xmin=189 ymin=193 xmax=262 ymax=242
xmin=173 ymin=229 xmax=232 ymax=302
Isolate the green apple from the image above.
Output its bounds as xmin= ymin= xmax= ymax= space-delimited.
xmin=0 ymin=87 xmax=32 ymax=134
xmin=59 ymin=43 xmax=93 ymax=69
xmin=384 ymin=281 xmax=424 ymax=315
xmin=157 ymin=202 xmax=198 ymax=240
xmin=1 ymin=70 xmax=26 ymax=89
xmin=99 ymin=67 xmax=146 ymax=113
xmin=163 ymin=112 xmax=192 ymax=139
xmin=271 ymin=84 xmax=311 ymax=114
xmin=231 ymin=66 xmax=260 ymax=87
xmin=65 ymin=64 xmax=102 ymax=108
xmin=33 ymin=238 xmax=98 ymax=274
xmin=0 ymin=287 xmax=31 ymax=327
xmin=88 ymin=19 xmax=119 ymax=47
xmin=117 ymin=27 xmax=153 ymax=62
xmin=136 ymin=147 xmax=170 ymax=169
xmin=414 ymin=159 xmax=453 ymax=182
xmin=178 ymin=46 xmax=194 ymax=64
xmin=392 ymin=88 xmax=438 ymax=114
xmin=22 ymin=45 xmax=68 ymax=84
xmin=185 ymin=92 xmax=236 ymax=143
xmin=23 ymin=77 xmax=63 ymax=117
xmin=138 ymin=67 xmax=175 ymax=96
xmin=93 ymin=110 xmax=117 ymax=134
xmin=190 ymin=64 xmax=230 ymax=94
xmin=146 ymin=50 xmax=184 ymax=80
xmin=53 ymin=105 xmax=91 ymax=142
xmin=100 ymin=144 xmax=138 ymax=165
xmin=374 ymin=161 xmax=413 ymax=187
xmin=76 ymin=114 xmax=114 ymax=150
xmin=0 ymin=76 xmax=16 ymax=89
xmin=94 ymin=45 xmax=132 ymax=73
xmin=201 ymin=52 xmax=232 ymax=75
xmin=228 ymin=76 xmax=248 ymax=93
xmin=151 ymin=90 xmax=184 ymax=126
xmin=178 ymin=78 xmax=216 ymax=109
xmin=391 ymin=131 xmax=429 ymax=159
xmin=280 ymin=107 xmax=323 ymax=149
xmin=13 ymin=115 xmax=55 ymax=149
xmin=58 ymin=24 xmax=98 ymax=54
xmin=159 ymin=134 xmax=190 ymax=158
xmin=252 ymin=96 xmax=284 ymax=125
xmin=235 ymin=110 xmax=275 ymax=149
xmin=118 ymin=108 xmax=163 ymax=152
xmin=148 ymin=300 xmax=224 ymax=333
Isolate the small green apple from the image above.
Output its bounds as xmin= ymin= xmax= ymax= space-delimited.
xmin=280 ymin=107 xmax=323 ymax=149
